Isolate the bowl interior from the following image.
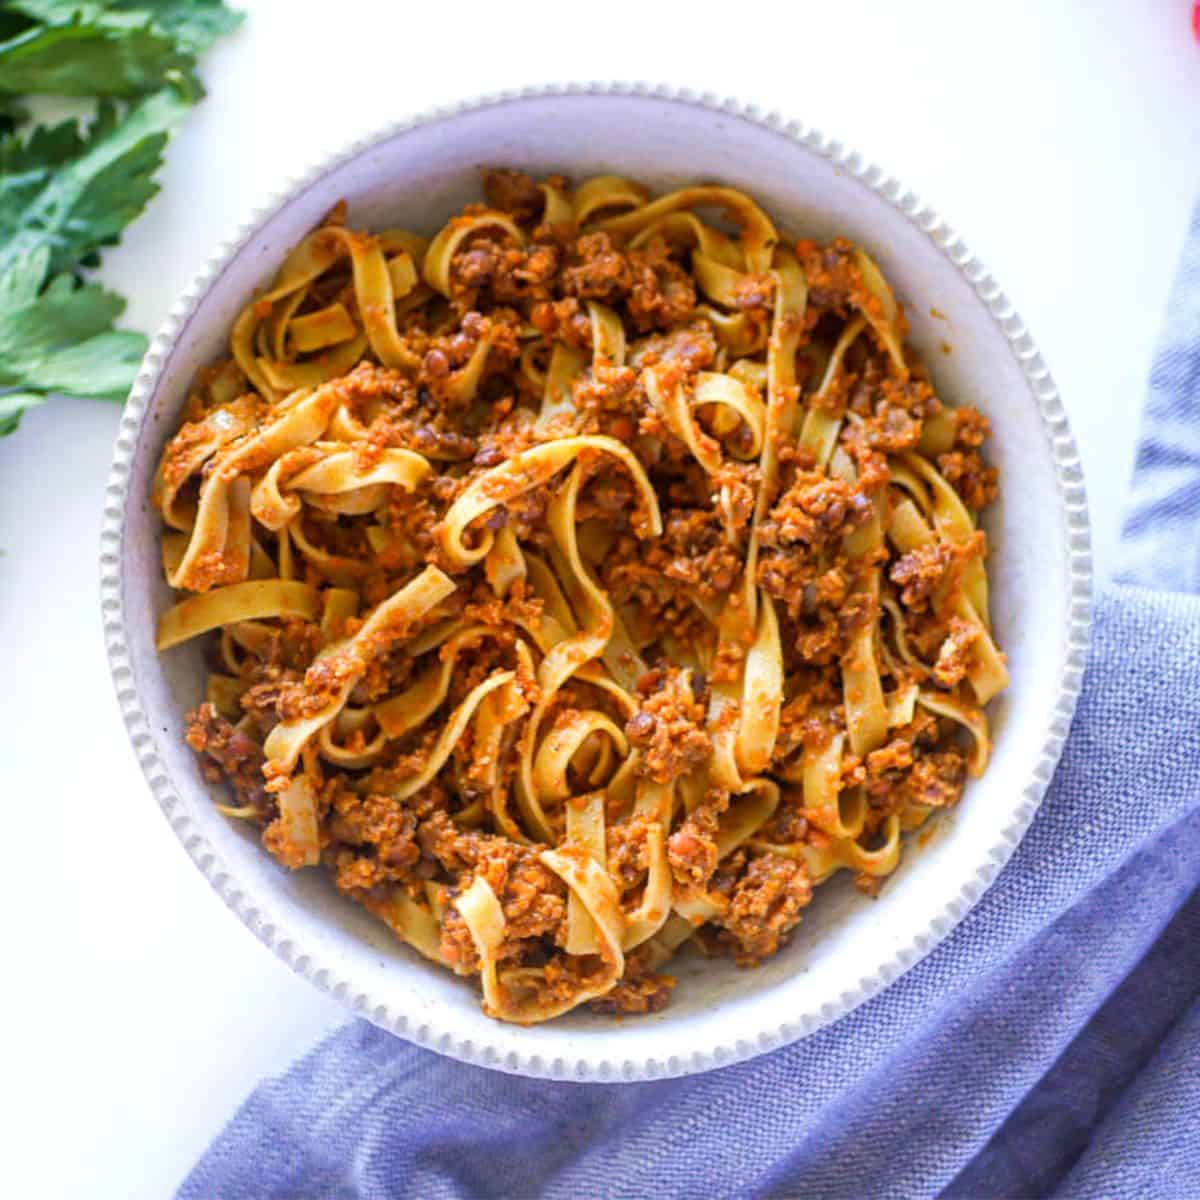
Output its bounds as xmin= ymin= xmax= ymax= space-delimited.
xmin=118 ymin=92 xmax=1080 ymax=1077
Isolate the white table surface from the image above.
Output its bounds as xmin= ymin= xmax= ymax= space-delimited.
xmin=6 ymin=1 xmax=1197 ymax=1194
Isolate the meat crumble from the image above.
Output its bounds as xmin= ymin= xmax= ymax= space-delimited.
xmin=154 ymin=169 xmax=1005 ymax=1023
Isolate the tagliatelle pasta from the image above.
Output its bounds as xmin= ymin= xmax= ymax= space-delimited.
xmin=155 ymin=169 xmax=1007 ymax=1023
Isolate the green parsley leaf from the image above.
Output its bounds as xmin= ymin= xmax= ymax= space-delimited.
xmin=0 ymin=91 xmax=186 ymax=432
xmin=0 ymin=245 xmax=147 ymax=434
xmin=0 ymin=94 xmax=29 ymax=135
xmin=0 ymin=86 xmax=189 ymax=276
xmin=0 ymin=9 xmax=35 ymax=40
xmin=118 ymin=0 xmax=242 ymax=55
xmin=0 ymin=390 xmax=45 ymax=436
xmin=11 ymin=1 xmax=243 ymax=56
xmin=0 ymin=9 xmax=200 ymax=98
xmin=0 ymin=248 xmax=146 ymax=401
xmin=0 ymin=0 xmax=241 ymax=437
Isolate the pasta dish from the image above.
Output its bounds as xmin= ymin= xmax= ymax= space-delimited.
xmin=153 ymin=170 xmax=1007 ymax=1022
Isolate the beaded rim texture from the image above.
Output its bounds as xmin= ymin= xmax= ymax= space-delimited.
xmin=99 ymin=82 xmax=1093 ymax=1082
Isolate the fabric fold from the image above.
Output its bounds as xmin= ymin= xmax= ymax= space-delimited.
xmin=1119 ymin=197 xmax=1200 ymax=592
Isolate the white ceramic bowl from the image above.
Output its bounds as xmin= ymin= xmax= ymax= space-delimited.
xmin=101 ymin=85 xmax=1091 ymax=1081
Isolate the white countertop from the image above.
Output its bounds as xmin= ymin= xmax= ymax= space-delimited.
xmin=7 ymin=1 xmax=1197 ymax=1194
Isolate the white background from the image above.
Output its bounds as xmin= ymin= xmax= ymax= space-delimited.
xmin=4 ymin=1 xmax=1197 ymax=1195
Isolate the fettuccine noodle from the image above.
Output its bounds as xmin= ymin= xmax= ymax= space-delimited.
xmin=155 ymin=169 xmax=1007 ymax=1023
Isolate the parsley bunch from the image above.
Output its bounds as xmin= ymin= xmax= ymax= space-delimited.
xmin=0 ymin=1 xmax=242 ymax=436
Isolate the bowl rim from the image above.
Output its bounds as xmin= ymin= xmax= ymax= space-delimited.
xmin=99 ymin=81 xmax=1093 ymax=1081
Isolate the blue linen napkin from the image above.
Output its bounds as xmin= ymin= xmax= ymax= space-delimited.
xmin=180 ymin=207 xmax=1200 ymax=1200
xmin=1119 ymin=197 xmax=1200 ymax=594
